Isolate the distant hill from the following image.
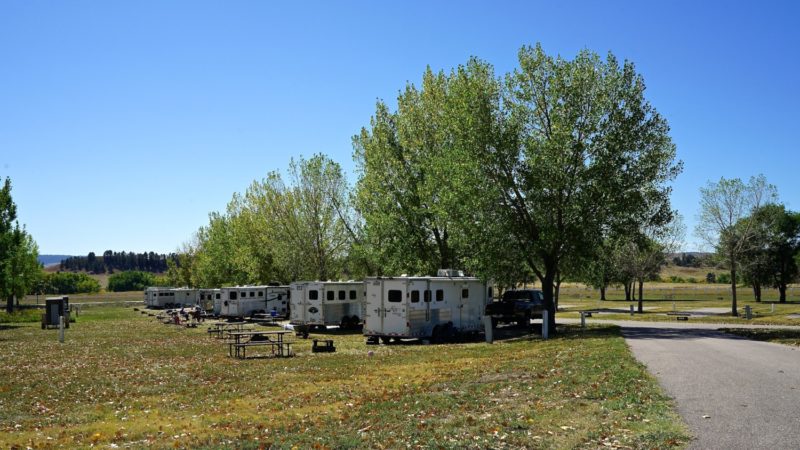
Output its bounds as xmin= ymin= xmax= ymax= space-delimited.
xmin=38 ymin=255 xmax=72 ymax=267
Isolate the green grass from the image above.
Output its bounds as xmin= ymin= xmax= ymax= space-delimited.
xmin=0 ymin=306 xmax=689 ymax=449
xmin=556 ymin=284 xmax=800 ymax=326
xmin=0 ymin=308 xmax=41 ymax=324
xmin=719 ymin=328 xmax=800 ymax=346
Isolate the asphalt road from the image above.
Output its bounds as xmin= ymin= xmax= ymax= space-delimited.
xmin=621 ymin=325 xmax=800 ymax=449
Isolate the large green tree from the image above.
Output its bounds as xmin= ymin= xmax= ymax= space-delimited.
xmin=1 ymin=177 xmax=42 ymax=312
xmin=696 ymin=175 xmax=777 ymax=315
xmin=470 ymin=45 xmax=681 ymax=331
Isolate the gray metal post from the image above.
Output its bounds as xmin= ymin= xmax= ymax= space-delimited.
xmin=580 ymin=311 xmax=586 ymax=329
xmin=542 ymin=310 xmax=549 ymax=340
xmin=771 ymin=303 xmax=775 ymax=313
xmin=58 ymin=315 xmax=65 ymax=343
xmin=630 ymin=304 xmax=634 ymax=316
xmin=745 ymin=305 xmax=752 ymax=320
xmin=483 ymin=316 xmax=493 ymax=343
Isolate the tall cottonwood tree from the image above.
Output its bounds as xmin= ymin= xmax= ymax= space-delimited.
xmin=696 ymin=175 xmax=777 ymax=315
xmin=468 ymin=45 xmax=681 ymax=331
xmin=0 ymin=177 xmax=41 ymax=312
xmin=354 ymin=68 xmax=465 ymax=276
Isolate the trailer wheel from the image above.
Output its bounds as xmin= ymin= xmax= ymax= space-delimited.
xmin=491 ymin=317 xmax=498 ymax=328
xmin=380 ymin=336 xmax=391 ymax=345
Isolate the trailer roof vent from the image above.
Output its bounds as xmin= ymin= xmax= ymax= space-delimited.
xmin=437 ymin=269 xmax=464 ymax=277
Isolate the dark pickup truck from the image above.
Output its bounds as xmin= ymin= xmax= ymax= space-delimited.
xmin=485 ymin=289 xmax=547 ymax=328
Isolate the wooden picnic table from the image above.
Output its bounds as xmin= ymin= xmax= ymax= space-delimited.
xmin=226 ymin=330 xmax=293 ymax=359
xmin=207 ymin=321 xmax=252 ymax=338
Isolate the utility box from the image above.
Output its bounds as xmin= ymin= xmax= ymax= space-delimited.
xmin=42 ymin=296 xmax=70 ymax=330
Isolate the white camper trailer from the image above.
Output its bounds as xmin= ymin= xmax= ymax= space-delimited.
xmin=363 ymin=271 xmax=492 ymax=343
xmin=219 ymin=285 xmax=290 ymax=318
xmin=289 ymin=281 xmax=364 ymax=329
xmin=197 ymin=289 xmax=220 ymax=312
xmin=172 ymin=288 xmax=199 ymax=308
xmin=144 ymin=287 xmax=178 ymax=309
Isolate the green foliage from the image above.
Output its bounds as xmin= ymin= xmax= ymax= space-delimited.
xmin=717 ymin=272 xmax=731 ymax=284
xmin=42 ymin=272 xmax=101 ymax=294
xmin=668 ymin=275 xmax=685 ymax=283
xmin=0 ymin=177 xmax=43 ymax=312
xmin=107 ymin=271 xmax=156 ymax=292
xmin=706 ymin=272 xmax=716 ymax=283
xmin=186 ymin=154 xmax=357 ymax=287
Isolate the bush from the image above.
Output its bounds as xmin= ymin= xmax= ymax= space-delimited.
xmin=42 ymin=272 xmax=101 ymax=294
xmin=668 ymin=275 xmax=685 ymax=283
xmin=107 ymin=271 xmax=156 ymax=292
xmin=0 ymin=308 xmax=41 ymax=323
xmin=717 ymin=273 xmax=731 ymax=284
xmin=706 ymin=272 xmax=716 ymax=283
xmin=687 ymin=277 xmax=697 ymax=283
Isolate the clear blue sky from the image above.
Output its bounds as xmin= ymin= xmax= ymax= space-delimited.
xmin=1 ymin=0 xmax=798 ymax=255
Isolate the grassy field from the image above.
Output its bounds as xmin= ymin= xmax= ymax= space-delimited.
xmin=552 ymin=282 xmax=800 ymax=326
xmin=0 ymin=305 xmax=689 ymax=449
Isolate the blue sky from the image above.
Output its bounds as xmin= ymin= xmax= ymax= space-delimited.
xmin=1 ymin=1 xmax=798 ymax=255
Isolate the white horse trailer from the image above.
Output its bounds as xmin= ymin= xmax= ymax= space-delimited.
xmin=144 ymin=287 xmax=178 ymax=309
xmin=219 ymin=285 xmax=290 ymax=318
xmin=289 ymin=281 xmax=364 ymax=329
xmin=171 ymin=288 xmax=199 ymax=308
xmin=363 ymin=273 xmax=492 ymax=343
xmin=197 ymin=289 xmax=220 ymax=312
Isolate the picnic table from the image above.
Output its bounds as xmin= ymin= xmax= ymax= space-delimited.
xmin=226 ymin=330 xmax=293 ymax=359
xmin=207 ymin=321 xmax=252 ymax=338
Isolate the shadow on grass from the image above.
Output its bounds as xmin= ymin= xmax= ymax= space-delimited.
xmin=0 ymin=324 xmax=25 ymax=331
xmin=621 ymin=327 xmax=747 ymax=341
xmin=719 ymin=328 xmax=800 ymax=341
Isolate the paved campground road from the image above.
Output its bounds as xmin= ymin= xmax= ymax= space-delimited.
xmin=557 ymin=319 xmax=800 ymax=449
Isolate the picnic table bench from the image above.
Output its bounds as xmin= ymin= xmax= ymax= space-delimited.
xmin=226 ymin=330 xmax=293 ymax=359
xmin=666 ymin=312 xmax=691 ymax=321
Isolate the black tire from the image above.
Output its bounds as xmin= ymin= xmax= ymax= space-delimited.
xmin=491 ymin=317 xmax=498 ymax=328
xmin=380 ymin=336 xmax=391 ymax=345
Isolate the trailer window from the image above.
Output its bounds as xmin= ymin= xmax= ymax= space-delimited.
xmin=309 ymin=290 xmax=319 ymax=300
xmin=462 ymin=289 xmax=469 ymax=299
xmin=327 ymin=290 xmax=335 ymax=301
xmin=337 ymin=290 xmax=345 ymax=300
xmin=250 ymin=291 xmax=255 ymax=297
xmin=229 ymin=292 xmax=237 ymax=300
xmin=258 ymin=291 xmax=263 ymax=297
xmin=436 ymin=289 xmax=444 ymax=302
xmin=424 ymin=290 xmax=431 ymax=302
xmin=411 ymin=290 xmax=420 ymax=303
xmin=388 ymin=290 xmax=402 ymax=303
xmin=349 ymin=290 xmax=357 ymax=300
xmin=216 ymin=293 xmax=221 ymax=299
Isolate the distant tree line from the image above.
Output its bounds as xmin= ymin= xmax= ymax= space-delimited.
xmin=60 ymin=251 xmax=177 ymax=273
xmin=40 ymin=272 xmax=101 ymax=295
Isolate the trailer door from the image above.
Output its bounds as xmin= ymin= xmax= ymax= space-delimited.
xmin=306 ymin=285 xmax=323 ymax=323
xmin=381 ymin=279 xmax=407 ymax=335
xmin=407 ymin=279 xmax=430 ymax=335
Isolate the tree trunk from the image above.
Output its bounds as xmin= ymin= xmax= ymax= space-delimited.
xmin=554 ymin=271 xmax=561 ymax=311
xmin=624 ymin=283 xmax=631 ymax=301
xmin=730 ymin=259 xmax=738 ymax=316
xmin=637 ymin=279 xmax=644 ymax=313
xmin=5 ymin=296 xmax=13 ymax=314
xmin=753 ymin=283 xmax=761 ymax=302
xmin=600 ymin=285 xmax=606 ymax=301
xmin=540 ymin=269 xmax=557 ymax=335
xmin=779 ymin=284 xmax=787 ymax=303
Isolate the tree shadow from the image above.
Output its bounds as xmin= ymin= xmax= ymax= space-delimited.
xmin=621 ymin=327 xmax=746 ymax=341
